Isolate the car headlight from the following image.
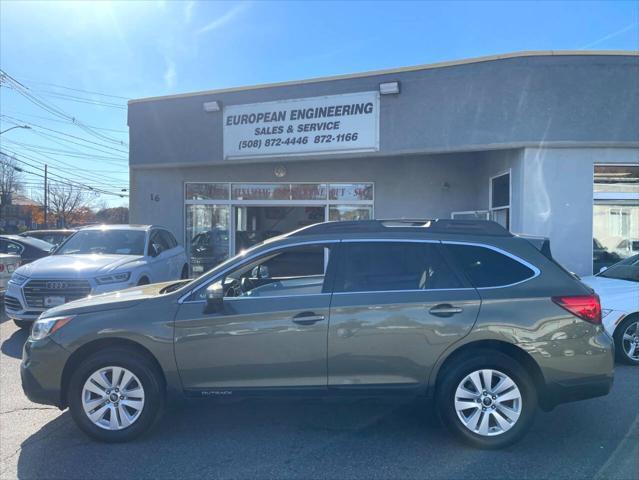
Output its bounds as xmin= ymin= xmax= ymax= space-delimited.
xmin=95 ymin=272 xmax=132 ymax=285
xmin=9 ymin=273 xmax=28 ymax=286
xmin=30 ymin=315 xmax=74 ymax=341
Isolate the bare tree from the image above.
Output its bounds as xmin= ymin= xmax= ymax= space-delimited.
xmin=47 ymin=182 xmax=92 ymax=227
xmin=0 ymin=153 xmax=23 ymax=205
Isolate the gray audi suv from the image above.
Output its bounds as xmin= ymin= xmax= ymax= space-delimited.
xmin=20 ymin=220 xmax=614 ymax=448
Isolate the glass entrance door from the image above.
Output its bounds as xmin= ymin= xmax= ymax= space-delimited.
xmin=234 ymin=206 xmax=325 ymax=253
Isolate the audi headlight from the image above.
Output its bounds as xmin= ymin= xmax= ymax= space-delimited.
xmin=95 ymin=272 xmax=132 ymax=285
xmin=9 ymin=273 xmax=28 ymax=286
xmin=30 ymin=316 xmax=74 ymax=341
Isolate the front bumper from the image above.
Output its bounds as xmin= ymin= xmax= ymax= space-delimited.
xmin=21 ymin=336 xmax=70 ymax=408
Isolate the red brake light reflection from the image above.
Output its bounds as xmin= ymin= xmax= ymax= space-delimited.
xmin=552 ymin=294 xmax=602 ymax=325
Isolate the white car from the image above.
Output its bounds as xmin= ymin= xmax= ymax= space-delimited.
xmin=582 ymin=254 xmax=639 ymax=365
xmin=4 ymin=224 xmax=189 ymax=328
xmin=0 ymin=253 xmax=20 ymax=294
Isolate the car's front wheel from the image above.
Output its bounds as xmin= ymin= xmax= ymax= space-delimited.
xmin=615 ymin=316 xmax=639 ymax=365
xmin=437 ymin=351 xmax=537 ymax=449
xmin=68 ymin=348 xmax=164 ymax=442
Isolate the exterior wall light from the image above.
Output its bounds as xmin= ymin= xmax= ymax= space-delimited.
xmin=203 ymin=101 xmax=221 ymax=112
xmin=379 ymin=82 xmax=400 ymax=95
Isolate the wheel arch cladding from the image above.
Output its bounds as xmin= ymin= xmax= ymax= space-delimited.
xmin=433 ymin=340 xmax=547 ymax=406
xmin=60 ymin=337 xmax=166 ymax=408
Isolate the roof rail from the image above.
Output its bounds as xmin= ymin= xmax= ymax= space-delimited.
xmin=290 ymin=219 xmax=512 ymax=237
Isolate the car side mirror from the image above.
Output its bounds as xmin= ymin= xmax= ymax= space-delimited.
xmin=204 ymin=282 xmax=224 ymax=314
xmin=599 ymin=266 xmax=608 ymax=273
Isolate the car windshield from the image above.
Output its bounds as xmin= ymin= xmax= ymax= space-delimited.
xmin=599 ymin=254 xmax=639 ymax=283
xmin=55 ymin=230 xmax=146 ymax=256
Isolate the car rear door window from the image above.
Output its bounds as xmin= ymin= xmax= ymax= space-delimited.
xmin=444 ymin=244 xmax=535 ymax=288
xmin=0 ymin=240 xmax=23 ymax=255
xmin=333 ymin=242 xmax=462 ymax=293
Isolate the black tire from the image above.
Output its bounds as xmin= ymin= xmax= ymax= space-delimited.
xmin=614 ymin=316 xmax=639 ymax=365
xmin=181 ymin=265 xmax=189 ymax=279
xmin=67 ymin=348 xmax=164 ymax=442
xmin=436 ymin=350 xmax=537 ymax=449
xmin=137 ymin=277 xmax=150 ymax=286
xmin=13 ymin=319 xmax=32 ymax=330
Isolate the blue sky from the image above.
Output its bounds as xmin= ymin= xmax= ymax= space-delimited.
xmin=1 ymin=0 xmax=638 ymax=207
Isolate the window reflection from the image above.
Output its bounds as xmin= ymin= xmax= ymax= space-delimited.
xmin=186 ymin=205 xmax=230 ymax=275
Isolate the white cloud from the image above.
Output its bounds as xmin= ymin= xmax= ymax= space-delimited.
xmin=195 ymin=2 xmax=250 ymax=35
xmin=579 ymin=22 xmax=638 ymax=49
xmin=184 ymin=1 xmax=195 ymax=24
xmin=164 ymin=58 xmax=177 ymax=88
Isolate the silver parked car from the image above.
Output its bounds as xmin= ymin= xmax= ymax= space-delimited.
xmin=5 ymin=224 xmax=189 ymax=328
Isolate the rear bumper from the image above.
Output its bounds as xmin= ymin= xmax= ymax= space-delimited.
xmin=541 ymin=374 xmax=613 ymax=410
xmin=530 ymin=328 xmax=615 ymax=410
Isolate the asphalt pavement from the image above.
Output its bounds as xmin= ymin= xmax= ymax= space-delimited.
xmin=1 ymin=310 xmax=637 ymax=480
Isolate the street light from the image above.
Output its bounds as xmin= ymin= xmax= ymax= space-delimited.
xmin=0 ymin=125 xmax=31 ymax=135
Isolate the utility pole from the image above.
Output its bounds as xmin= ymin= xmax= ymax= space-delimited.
xmin=44 ymin=164 xmax=48 ymax=228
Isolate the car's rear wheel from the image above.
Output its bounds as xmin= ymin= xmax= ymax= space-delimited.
xmin=68 ymin=348 xmax=164 ymax=442
xmin=615 ymin=316 xmax=639 ymax=365
xmin=437 ymin=351 xmax=537 ymax=449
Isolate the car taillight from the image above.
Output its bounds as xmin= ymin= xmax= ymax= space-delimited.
xmin=552 ymin=294 xmax=602 ymax=325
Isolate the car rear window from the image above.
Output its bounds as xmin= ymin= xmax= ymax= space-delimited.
xmin=334 ymin=242 xmax=463 ymax=293
xmin=444 ymin=244 xmax=536 ymax=288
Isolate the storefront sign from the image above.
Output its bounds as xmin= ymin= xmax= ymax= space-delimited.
xmin=223 ymin=91 xmax=379 ymax=159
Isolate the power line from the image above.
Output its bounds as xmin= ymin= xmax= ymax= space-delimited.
xmin=2 ymin=139 xmax=128 ymax=161
xmin=1 ymin=146 xmax=128 ymax=188
xmin=15 ymin=77 xmax=130 ymax=100
xmin=1 ymin=110 xmax=128 ymax=134
xmin=1 ymin=154 xmax=128 ymax=198
xmin=0 ymin=69 xmax=128 ymax=147
xmin=32 ymin=89 xmax=127 ymax=110
xmin=1 ymin=114 xmax=129 ymax=154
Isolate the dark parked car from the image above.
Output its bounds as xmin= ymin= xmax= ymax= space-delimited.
xmin=21 ymin=220 xmax=613 ymax=448
xmin=20 ymin=229 xmax=76 ymax=247
xmin=190 ymin=228 xmax=230 ymax=275
xmin=0 ymin=235 xmax=53 ymax=264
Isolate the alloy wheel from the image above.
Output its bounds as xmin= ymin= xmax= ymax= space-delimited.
xmin=454 ymin=369 xmax=522 ymax=437
xmin=81 ymin=366 xmax=146 ymax=431
xmin=622 ymin=320 xmax=639 ymax=361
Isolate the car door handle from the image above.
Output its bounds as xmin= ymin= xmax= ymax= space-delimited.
xmin=429 ymin=304 xmax=464 ymax=317
xmin=292 ymin=312 xmax=325 ymax=325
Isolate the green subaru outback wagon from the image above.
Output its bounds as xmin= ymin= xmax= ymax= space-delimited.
xmin=21 ymin=220 xmax=613 ymax=448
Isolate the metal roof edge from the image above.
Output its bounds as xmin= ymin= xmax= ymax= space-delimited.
xmin=128 ymin=50 xmax=639 ymax=105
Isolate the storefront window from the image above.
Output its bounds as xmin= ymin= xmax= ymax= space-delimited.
xmin=329 ymin=205 xmax=373 ymax=221
xmin=290 ymin=183 xmax=327 ymax=200
xmin=186 ymin=205 xmax=230 ymax=275
xmin=329 ymin=183 xmax=373 ymax=201
xmin=593 ymin=165 xmax=639 ymax=273
xmin=185 ymin=183 xmax=229 ymax=200
xmin=185 ymin=181 xmax=374 ymax=272
xmin=232 ymin=184 xmax=291 ymax=200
